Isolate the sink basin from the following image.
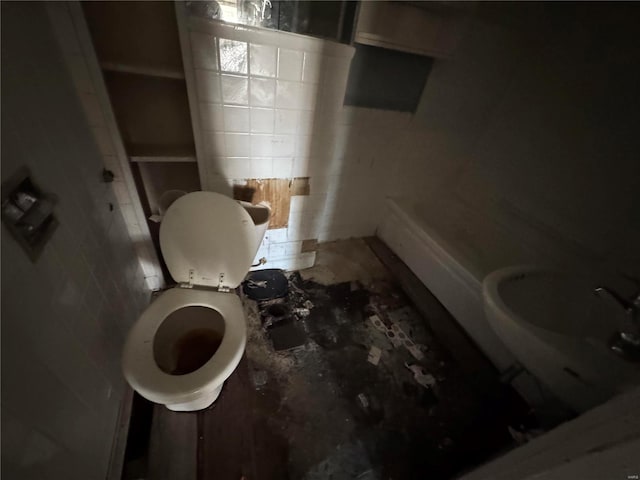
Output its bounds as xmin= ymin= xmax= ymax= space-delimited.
xmin=483 ymin=266 xmax=640 ymax=413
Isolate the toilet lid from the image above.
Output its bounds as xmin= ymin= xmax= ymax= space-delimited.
xmin=160 ymin=191 xmax=255 ymax=289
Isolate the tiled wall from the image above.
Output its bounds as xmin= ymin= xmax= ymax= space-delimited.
xmin=184 ymin=13 xmax=412 ymax=269
xmin=1 ymin=3 xmax=149 ymax=478
xmin=46 ymin=2 xmax=165 ymax=291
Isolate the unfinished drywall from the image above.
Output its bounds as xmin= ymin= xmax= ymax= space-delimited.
xmin=396 ymin=2 xmax=640 ymax=279
xmin=1 ymin=3 xmax=149 ymax=478
xmin=233 ymin=177 xmax=311 ymax=229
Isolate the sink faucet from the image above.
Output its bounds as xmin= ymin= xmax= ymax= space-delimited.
xmin=594 ymin=287 xmax=640 ymax=357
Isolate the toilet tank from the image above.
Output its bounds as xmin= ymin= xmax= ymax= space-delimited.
xmin=238 ymin=201 xmax=270 ymax=261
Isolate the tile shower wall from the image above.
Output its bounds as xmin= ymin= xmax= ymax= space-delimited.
xmin=1 ymin=3 xmax=148 ymax=478
xmin=185 ymin=15 xmax=404 ymax=268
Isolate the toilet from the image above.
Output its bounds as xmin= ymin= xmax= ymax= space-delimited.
xmin=122 ymin=191 xmax=270 ymax=411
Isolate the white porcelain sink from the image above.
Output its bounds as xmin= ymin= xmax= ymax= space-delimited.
xmin=483 ymin=266 xmax=640 ymax=413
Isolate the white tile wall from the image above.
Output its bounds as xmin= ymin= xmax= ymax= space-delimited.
xmin=275 ymin=109 xmax=299 ymax=134
xmin=250 ymin=77 xmax=276 ymax=107
xmin=302 ymin=52 xmax=322 ymax=83
xmin=249 ymin=43 xmax=277 ymax=77
xmin=221 ymin=74 xmax=249 ymax=104
xmin=201 ymin=102 xmax=224 ymax=131
xmin=186 ymin=20 xmax=421 ymax=269
xmin=2 ymin=3 xmax=148 ymax=479
xmin=277 ymin=48 xmax=303 ymax=81
xmin=225 ymin=133 xmax=250 ymax=156
xmin=250 ymin=134 xmax=273 ymax=157
xmin=52 ymin=2 xmax=163 ymax=291
xmin=275 ymin=80 xmax=302 ymax=109
xmin=250 ymin=107 xmax=275 ymax=133
xmin=223 ymin=105 xmax=250 ymax=132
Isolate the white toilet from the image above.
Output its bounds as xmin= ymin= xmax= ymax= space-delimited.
xmin=122 ymin=191 xmax=270 ymax=411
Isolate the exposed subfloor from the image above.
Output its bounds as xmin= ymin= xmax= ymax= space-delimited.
xmin=128 ymin=238 xmax=532 ymax=480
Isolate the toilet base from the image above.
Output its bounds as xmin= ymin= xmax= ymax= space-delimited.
xmin=165 ymin=384 xmax=223 ymax=412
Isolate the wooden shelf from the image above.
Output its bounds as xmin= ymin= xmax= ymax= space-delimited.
xmin=100 ymin=62 xmax=185 ymax=80
xmin=130 ymin=155 xmax=196 ymax=163
xmin=83 ymin=2 xmax=185 ymax=78
xmin=127 ymin=144 xmax=196 ymax=163
xmin=104 ymin=72 xmax=195 ymax=156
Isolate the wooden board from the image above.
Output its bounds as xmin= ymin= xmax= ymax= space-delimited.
xmin=233 ymin=177 xmax=310 ymax=229
xmin=198 ymin=355 xmax=255 ymax=479
xmin=147 ymin=404 xmax=198 ymax=480
xmin=198 ymin=355 xmax=289 ymax=480
xmin=290 ymin=177 xmax=311 ymax=196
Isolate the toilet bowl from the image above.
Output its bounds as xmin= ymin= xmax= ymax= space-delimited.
xmin=122 ymin=191 xmax=270 ymax=411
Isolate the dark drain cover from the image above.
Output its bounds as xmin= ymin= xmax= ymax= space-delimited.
xmin=242 ymin=269 xmax=288 ymax=301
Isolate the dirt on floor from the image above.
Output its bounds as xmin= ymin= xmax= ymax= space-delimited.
xmin=241 ymin=240 xmax=531 ymax=480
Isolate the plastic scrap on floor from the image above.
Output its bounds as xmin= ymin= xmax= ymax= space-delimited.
xmin=357 ymin=393 xmax=369 ymax=410
xmin=369 ymin=315 xmax=427 ymax=359
xmin=385 ymin=328 xmax=404 ymax=348
xmin=369 ymin=315 xmax=403 ymax=347
xmin=508 ymin=425 xmax=544 ymax=445
xmin=355 ymin=393 xmax=384 ymax=423
xmin=367 ymin=346 xmax=382 ymax=366
xmin=252 ymin=370 xmax=268 ymax=389
xmin=391 ymin=323 xmax=426 ymax=360
xmin=405 ymin=362 xmax=436 ymax=389
xmin=369 ymin=315 xmax=388 ymax=333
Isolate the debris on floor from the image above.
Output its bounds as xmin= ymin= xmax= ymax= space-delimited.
xmin=252 ymin=369 xmax=268 ymax=389
xmin=357 ymin=393 xmax=369 ymax=410
xmin=507 ymin=424 xmax=544 ymax=445
xmin=366 ymin=346 xmax=382 ymax=366
xmin=237 ymin=240 xmax=533 ymax=479
xmin=405 ymin=362 xmax=437 ymax=389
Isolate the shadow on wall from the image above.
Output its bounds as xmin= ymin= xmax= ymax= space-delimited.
xmin=403 ymin=1 xmax=640 ymax=279
xmin=1 ymin=2 xmax=151 ymax=478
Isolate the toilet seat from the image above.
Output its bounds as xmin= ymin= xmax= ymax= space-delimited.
xmin=122 ymin=287 xmax=246 ymax=406
xmin=160 ymin=191 xmax=256 ymax=289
